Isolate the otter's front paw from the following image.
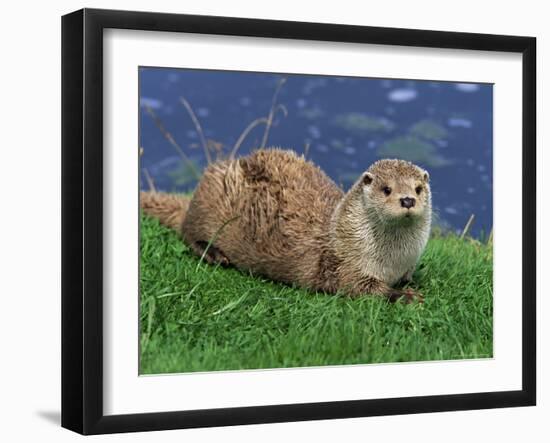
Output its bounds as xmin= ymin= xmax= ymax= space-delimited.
xmin=388 ymin=288 xmax=424 ymax=304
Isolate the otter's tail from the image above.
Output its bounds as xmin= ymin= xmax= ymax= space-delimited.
xmin=140 ymin=191 xmax=191 ymax=232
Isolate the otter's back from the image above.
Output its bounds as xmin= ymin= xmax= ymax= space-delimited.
xmin=181 ymin=149 xmax=344 ymax=286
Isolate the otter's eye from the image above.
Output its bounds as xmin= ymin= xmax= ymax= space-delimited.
xmin=383 ymin=186 xmax=392 ymax=196
xmin=415 ymin=186 xmax=423 ymax=195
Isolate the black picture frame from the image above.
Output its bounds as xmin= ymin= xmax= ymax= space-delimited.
xmin=61 ymin=8 xmax=536 ymax=435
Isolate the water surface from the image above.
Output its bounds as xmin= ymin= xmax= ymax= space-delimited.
xmin=139 ymin=68 xmax=493 ymax=237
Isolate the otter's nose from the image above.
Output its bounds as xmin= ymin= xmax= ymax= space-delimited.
xmin=400 ymin=197 xmax=416 ymax=209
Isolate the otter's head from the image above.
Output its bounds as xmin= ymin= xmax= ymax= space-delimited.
xmin=359 ymin=159 xmax=431 ymax=226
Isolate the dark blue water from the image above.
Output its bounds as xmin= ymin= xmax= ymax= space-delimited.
xmin=139 ymin=68 xmax=493 ymax=237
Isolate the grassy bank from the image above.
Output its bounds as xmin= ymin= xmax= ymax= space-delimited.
xmin=140 ymin=215 xmax=493 ymax=375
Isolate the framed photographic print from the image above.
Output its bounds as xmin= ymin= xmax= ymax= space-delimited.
xmin=61 ymin=8 xmax=536 ymax=435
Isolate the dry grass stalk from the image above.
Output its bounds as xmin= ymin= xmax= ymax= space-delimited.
xmin=303 ymin=142 xmax=311 ymax=159
xmin=143 ymin=168 xmax=157 ymax=193
xmin=207 ymin=139 xmax=225 ymax=161
xmin=274 ymin=104 xmax=288 ymax=118
xmin=460 ymin=214 xmax=475 ymax=239
xmin=487 ymin=228 xmax=493 ymax=246
xmin=179 ymin=97 xmax=212 ymax=165
xmin=260 ymin=77 xmax=287 ymax=150
xmin=143 ymin=104 xmax=201 ymax=180
xmin=229 ymin=117 xmax=269 ymax=159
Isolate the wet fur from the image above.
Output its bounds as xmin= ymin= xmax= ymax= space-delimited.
xmin=141 ymin=148 xmax=431 ymax=301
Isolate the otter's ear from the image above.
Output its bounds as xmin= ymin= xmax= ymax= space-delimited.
xmin=423 ymin=170 xmax=430 ymax=183
xmin=362 ymin=172 xmax=374 ymax=185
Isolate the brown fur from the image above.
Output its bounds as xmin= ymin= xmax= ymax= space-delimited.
xmin=141 ymin=148 xmax=431 ymax=302
xmin=140 ymin=191 xmax=190 ymax=231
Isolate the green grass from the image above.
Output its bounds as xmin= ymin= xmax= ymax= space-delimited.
xmin=140 ymin=215 xmax=493 ymax=374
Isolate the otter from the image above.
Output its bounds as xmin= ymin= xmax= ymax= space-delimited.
xmin=141 ymin=148 xmax=431 ymax=302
